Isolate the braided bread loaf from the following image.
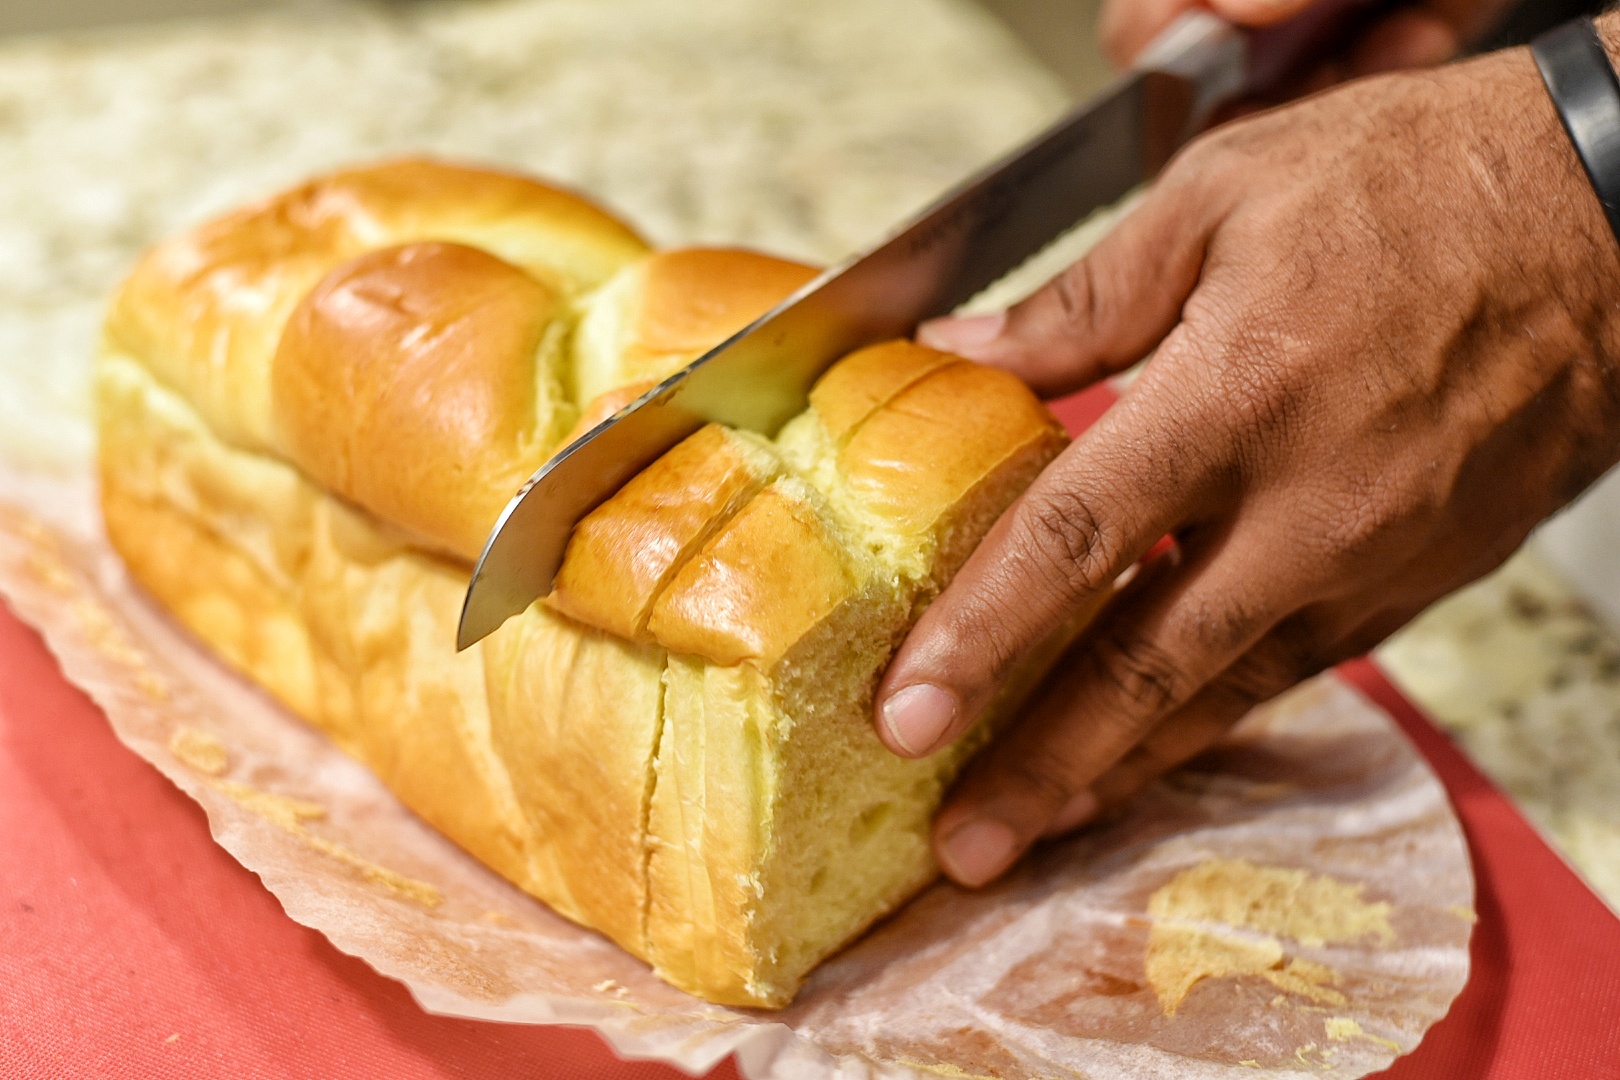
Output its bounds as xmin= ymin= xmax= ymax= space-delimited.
xmin=96 ymin=158 xmax=1080 ymax=1007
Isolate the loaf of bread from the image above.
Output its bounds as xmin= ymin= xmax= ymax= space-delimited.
xmin=96 ymin=158 xmax=1086 ymax=1007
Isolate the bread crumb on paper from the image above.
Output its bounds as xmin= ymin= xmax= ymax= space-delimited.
xmin=1293 ymin=1043 xmax=1336 ymax=1070
xmin=25 ymin=551 xmax=76 ymax=596
xmin=213 ymin=778 xmax=442 ymax=909
xmin=67 ymin=589 xmax=169 ymax=701
xmin=169 ymin=728 xmax=229 ymax=776
xmin=1326 ymin=1017 xmax=1403 ymax=1053
xmin=1264 ymin=958 xmax=1347 ymax=1008
xmin=893 ymin=1060 xmax=1004 ymax=1080
xmin=1145 ymin=858 xmax=1394 ymax=1014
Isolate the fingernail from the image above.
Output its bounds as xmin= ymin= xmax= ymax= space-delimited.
xmin=1049 ymin=789 xmax=1100 ymax=835
xmin=917 ymin=311 xmax=1005 ymax=356
xmin=939 ymin=818 xmax=1020 ymax=887
xmin=881 ymin=683 xmax=958 ymax=757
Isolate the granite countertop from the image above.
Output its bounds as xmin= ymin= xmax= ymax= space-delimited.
xmin=1380 ymin=547 xmax=1620 ymax=910
xmin=2 ymin=0 xmax=1617 ymax=918
xmin=0 ymin=0 xmax=1068 ymax=469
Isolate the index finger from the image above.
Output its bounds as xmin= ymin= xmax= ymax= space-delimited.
xmin=871 ymin=354 xmax=1235 ymax=760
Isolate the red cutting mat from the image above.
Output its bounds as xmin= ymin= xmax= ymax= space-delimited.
xmin=3 ymin=382 xmax=1619 ymax=1078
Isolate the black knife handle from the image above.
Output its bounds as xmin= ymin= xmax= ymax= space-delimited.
xmin=1533 ymin=17 xmax=1620 ymax=247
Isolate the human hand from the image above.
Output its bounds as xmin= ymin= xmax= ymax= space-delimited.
xmin=874 ymin=36 xmax=1620 ymax=887
xmin=1104 ymin=0 xmax=1519 ymax=93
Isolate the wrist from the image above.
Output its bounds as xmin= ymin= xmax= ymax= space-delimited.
xmin=1460 ymin=27 xmax=1620 ymax=499
xmin=1535 ymin=14 xmax=1620 ymax=386
xmin=1480 ymin=35 xmax=1620 ymax=387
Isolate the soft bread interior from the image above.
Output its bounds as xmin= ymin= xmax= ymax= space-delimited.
xmin=574 ymin=248 xmax=819 ymax=406
xmin=550 ymin=340 xmax=1069 ymax=1005
xmin=96 ymin=158 xmax=1081 ymax=1009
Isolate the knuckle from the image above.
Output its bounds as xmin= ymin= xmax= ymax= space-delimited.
xmin=996 ymin=755 xmax=1079 ymax=813
xmin=1321 ymin=494 xmax=1387 ymax=564
xmin=1014 ymin=485 xmax=1122 ymax=601
xmin=1311 ymin=471 xmax=1442 ymax=570
xmin=951 ymin=590 xmax=1040 ymax=683
xmin=1052 ymin=258 xmax=1104 ymax=338
xmin=1182 ymin=306 xmax=1308 ymax=442
xmin=1086 ymin=626 xmax=1188 ymax=719
xmin=1167 ymin=128 xmax=1255 ymax=196
xmin=1120 ymin=734 xmax=1181 ymax=782
xmin=1163 ymin=130 xmax=1227 ymax=185
xmin=1218 ymin=624 xmax=1329 ymax=704
xmin=1183 ymin=581 xmax=1271 ymax=658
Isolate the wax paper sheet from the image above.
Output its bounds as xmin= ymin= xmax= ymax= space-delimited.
xmin=0 ymin=1 xmax=1470 ymax=1074
xmin=0 ymin=465 xmax=1473 ymax=1079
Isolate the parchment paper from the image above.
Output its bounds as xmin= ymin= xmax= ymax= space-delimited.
xmin=0 ymin=465 xmax=1472 ymax=1079
xmin=0 ymin=2 xmax=1471 ymax=1075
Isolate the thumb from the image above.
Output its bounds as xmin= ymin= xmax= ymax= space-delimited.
xmin=918 ymin=177 xmax=1217 ymax=398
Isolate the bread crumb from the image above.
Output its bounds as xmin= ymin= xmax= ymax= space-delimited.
xmin=1144 ymin=859 xmax=1391 ymax=1013
xmin=213 ymin=779 xmax=441 ymax=908
xmin=893 ymin=1059 xmax=1002 ymax=1080
xmin=1264 ymin=959 xmax=1346 ymax=1008
xmin=169 ymin=728 xmax=229 ymax=776
xmin=1324 ymin=1017 xmax=1358 ymax=1041
xmin=163 ymin=1033 xmax=179 ymax=1045
xmin=216 ymin=780 xmax=325 ymax=830
xmin=1447 ymin=904 xmax=1479 ymax=923
xmin=25 ymin=551 xmax=76 ymax=596
xmin=67 ymin=594 xmax=168 ymax=700
xmin=1326 ymin=1017 xmax=1402 ymax=1052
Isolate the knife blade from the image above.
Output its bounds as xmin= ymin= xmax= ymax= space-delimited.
xmin=456 ymin=12 xmax=1248 ymax=650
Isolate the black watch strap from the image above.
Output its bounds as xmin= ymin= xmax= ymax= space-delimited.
xmin=1534 ymin=17 xmax=1620 ymax=246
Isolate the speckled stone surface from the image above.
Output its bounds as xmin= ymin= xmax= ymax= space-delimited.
xmin=1380 ymin=548 xmax=1620 ymax=912
xmin=0 ymin=0 xmax=1068 ymax=470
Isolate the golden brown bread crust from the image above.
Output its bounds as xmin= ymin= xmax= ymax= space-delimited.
xmin=105 ymin=158 xmax=650 ymax=455
xmin=574 ymin=247 xmax=818 ymax=405
xmin=556 ymin=340 xmax=1069 ymax=666
xmin=97 ymin=357 xmax=539 ymax=886
xmin=483 ymin=604 xmax=666 ymax=954
xmin=807 ymin=339 xmax=959 ymax=441
xmin=559 ymin=379 xmax=659 ymax=445
xmin=547 ymin=424 xmax=781 ymax=642
xmin=631 ymin=248 xmax=819 ymax=358
xmin=839 ymin=357 xmax=1068 ymax=574
xmin=96 ymin=158 xmax=1081 ymax=1009
xmin=272 ymin=241 xmax=568 ymax=561
xmin=647 ymin=479 xmax=863 ymax=668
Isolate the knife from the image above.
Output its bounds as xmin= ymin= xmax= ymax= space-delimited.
xmin=456 ymin=8 xmax=1367 ymax=650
